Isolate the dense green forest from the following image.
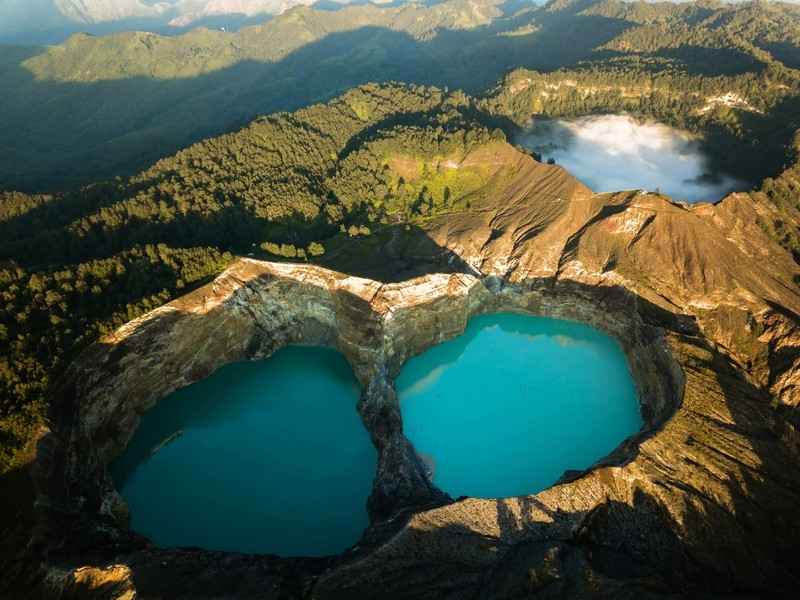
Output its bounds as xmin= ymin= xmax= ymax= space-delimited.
xmin=756 ymin=131 xmax=800 ymax=261
xmin=4 ymin=0 xmax=800 ymax=192
xmin=3 ymin=0 xmax=800 ymax=472
xmin=0 ymin=244 xmax=232 ymax=467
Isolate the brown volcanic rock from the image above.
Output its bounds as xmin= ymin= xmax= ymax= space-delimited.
xmin=24 ymin=152 xmax=800 ymax=598
xmin=422 ymin=161 xmax=800 ymax=405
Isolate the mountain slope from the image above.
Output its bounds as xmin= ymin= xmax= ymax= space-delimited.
xmin=0 ymin=0 xmax=514 ymax=191
xmin=5 ymin=0 xmax=800 ymax=192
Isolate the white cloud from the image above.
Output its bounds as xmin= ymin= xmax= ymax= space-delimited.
xmin=517 ymin=114 xmax=747 ymax=203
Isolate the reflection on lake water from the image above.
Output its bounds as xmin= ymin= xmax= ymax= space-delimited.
xmin=398 ymin=313 xmax=642 ymax=499
xmin=112 ymin=346 xmax=376 ymax=556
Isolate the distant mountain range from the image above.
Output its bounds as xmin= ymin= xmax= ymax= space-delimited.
xmin=2 ymin=0 xmax=797 ymax=45
xmin=0 ymin=0 xmax=404 ymax=43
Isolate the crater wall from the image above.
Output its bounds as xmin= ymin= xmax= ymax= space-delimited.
xmin=31 ymin=256 xmax=800 ymax=598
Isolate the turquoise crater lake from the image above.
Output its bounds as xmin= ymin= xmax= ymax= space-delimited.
xmin=397 ymin=313 xmax=642 ymax=499
xmin=111 ymin=346 xmax=377 ymax=557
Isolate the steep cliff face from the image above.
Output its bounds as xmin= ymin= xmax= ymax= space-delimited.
xmin=422 ymin=184 xmax=800 ymax=407
xmin=25 ymin=174 xmax=800 ymax=598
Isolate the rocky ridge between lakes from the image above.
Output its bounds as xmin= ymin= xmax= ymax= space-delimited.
xmin=22 ymin=171 xmax=800 ymax=598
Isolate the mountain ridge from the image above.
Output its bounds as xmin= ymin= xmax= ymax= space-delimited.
xmin=2 ymin=0 xmax=799 ymax=192
xmin=0 ymin=0 xmax=375 ymax=44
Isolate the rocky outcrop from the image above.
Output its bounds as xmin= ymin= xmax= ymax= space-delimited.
xmin=24 ymin=172 xmax=800 ymax=598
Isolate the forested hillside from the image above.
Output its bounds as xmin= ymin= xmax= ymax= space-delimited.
xmin=0 ymin=0 xmax=508 ymax=191
xmin=5 ymin=0 xmax=800 ymax=192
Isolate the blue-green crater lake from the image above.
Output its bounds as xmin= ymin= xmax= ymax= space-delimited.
xmin=398 ymin=313 xmax=642 ymax=499
xmin=112 ymin=346 xmax=377 ymax=557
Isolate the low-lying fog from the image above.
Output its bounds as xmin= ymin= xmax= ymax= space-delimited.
xmin=517 ymin=114 xmax=746 ymax=203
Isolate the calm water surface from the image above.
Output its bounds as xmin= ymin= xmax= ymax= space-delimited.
xmin=112 ymin=346 xmax=376 ymax=556
xmin=397 ymin=313 xmax=642 ymax=498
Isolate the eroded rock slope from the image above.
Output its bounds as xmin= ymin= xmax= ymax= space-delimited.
xmin=25 ymin=161 xmax=800 ymax=598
